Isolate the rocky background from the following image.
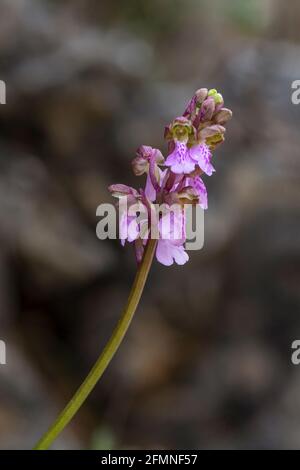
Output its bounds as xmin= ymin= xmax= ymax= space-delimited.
xmin=0 ymin=0 xmax=299 ymax=449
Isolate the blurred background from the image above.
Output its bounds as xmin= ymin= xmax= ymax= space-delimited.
xmin=0 ymin=0 xmax=299 ymax=450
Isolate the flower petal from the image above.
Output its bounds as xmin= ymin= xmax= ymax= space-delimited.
xmin=172 ymin=244 xmax=189 ymax=265
xmin=165 ymin=141 xmax=196 ymax=174
xmin=156 ymin=240 xmax=174 ymax=266
xmin=156 ymin=239 xmax=189 ymax=266
xmin=145 ymin=172 xmax=157 ymax=202
xmin=189 ymin=144 xmax=215 ymax=176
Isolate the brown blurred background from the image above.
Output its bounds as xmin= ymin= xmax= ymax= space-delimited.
xmin=0 ymin=0 xmax=300 ymax=450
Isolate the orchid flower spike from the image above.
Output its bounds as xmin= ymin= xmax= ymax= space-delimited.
xmin=109 ymin=87 xmax=232 ymax=266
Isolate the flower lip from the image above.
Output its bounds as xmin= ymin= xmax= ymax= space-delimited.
xmin=165 ymin=141 xmax=196 ymax=175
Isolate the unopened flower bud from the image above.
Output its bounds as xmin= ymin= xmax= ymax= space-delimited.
xmin=214 ymin=108 xmax=233 ymax=125
xmin=198 ymin=124 xmax=226 ymax=141
xmin=214 ymin=93 xmax=224 ymax=105
xmin=208 ymin=88 xmax=217 ymax=97
xmin=195 ymin=88 xmax=208 ymax=105
xmin=200 ymin=98 xmax=215 ymax=121
xmin=208 ymin=88 xmax=224 ymax=106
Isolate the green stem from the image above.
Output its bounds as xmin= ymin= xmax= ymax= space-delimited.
xmin=34 ymin=239 xmax=157 ymax=450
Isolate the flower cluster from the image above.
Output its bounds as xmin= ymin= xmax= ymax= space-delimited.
xmin=109 ymin=88 xmax=232 ymax=266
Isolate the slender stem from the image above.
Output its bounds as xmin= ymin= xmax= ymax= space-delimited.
xmin=34 ymin=239 xmax=157 ymax=450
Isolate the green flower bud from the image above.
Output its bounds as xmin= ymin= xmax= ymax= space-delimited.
xmin=208 ymin=89 xmax=223 ymax=105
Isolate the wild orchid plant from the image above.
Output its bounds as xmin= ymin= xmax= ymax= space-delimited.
xmin=34 ymin=88 xmax=232 ymax=449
